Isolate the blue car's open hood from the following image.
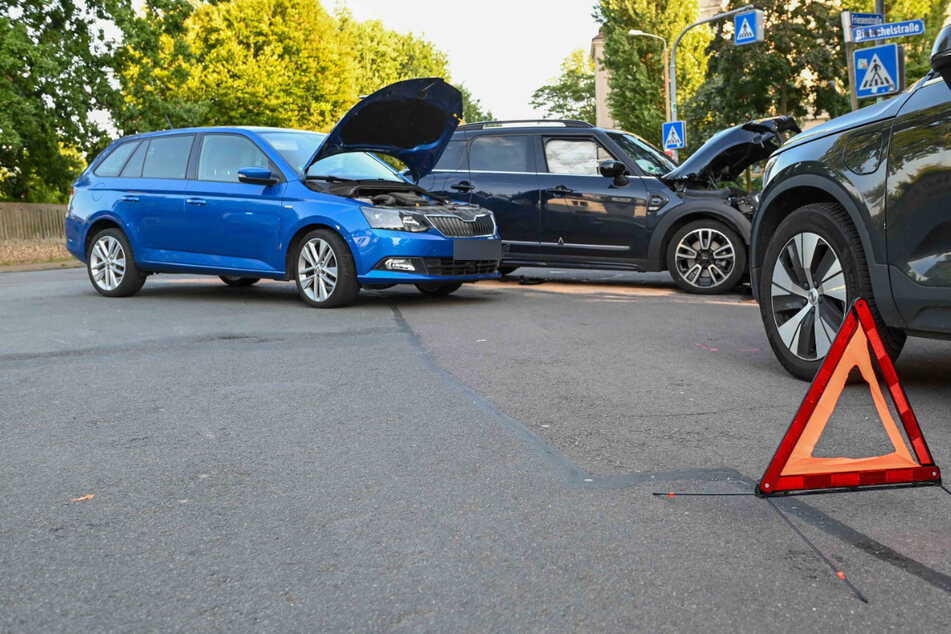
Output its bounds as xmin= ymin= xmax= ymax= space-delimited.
xmin=304 ymin=78 xmax=463 ymax=181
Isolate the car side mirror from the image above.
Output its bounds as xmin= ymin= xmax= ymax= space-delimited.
xmin=930 ymin=24 xmax=951 ymax=88
xmin=599 ymin=159 xmax=629 ymax=187
xmin=238 ymin=167 xmax=278 ymax=186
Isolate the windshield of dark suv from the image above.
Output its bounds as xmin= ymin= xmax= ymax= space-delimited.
xmin=607 ymin=131 xmax=677 ymax=176
xmin=260 ymin=130 xmax=403 ymax=182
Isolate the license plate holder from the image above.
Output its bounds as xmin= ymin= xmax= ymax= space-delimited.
xmin=453 ymin=239 xmax=502 ymax=261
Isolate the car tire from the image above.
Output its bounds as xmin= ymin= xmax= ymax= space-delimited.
xmin=498 ymin=266 xmax=518 ymax=276
xmin=86 ymin=227 xmax=147 ymax=298
xmin=219 ymin=276 xmax=260 ymax=287
xmin=415 ymin=282 xmax=463 ymax=297
xmin=759 ymin=202 xmax=905 ymax=381
xmin=666 ymin=219 xmax=746 ymax=294
xmin=293 ymin=229 xmax=359 ymax=308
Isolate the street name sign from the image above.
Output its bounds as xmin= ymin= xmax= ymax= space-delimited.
xmin=853 ymin=19 xmax=925 ymax=43
xmin=854 ymin=43 xmax=900 ymax=99
xmin=849 ymin=12 xmax=883 ymax=28
xmin=734 ymin=10 xmax=764 ymax=46
xmin=662 ymin=121 xmax=685 ymax=151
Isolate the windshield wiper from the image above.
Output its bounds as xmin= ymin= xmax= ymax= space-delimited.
xmin=306 ymin=175 xmax=354 ymax=183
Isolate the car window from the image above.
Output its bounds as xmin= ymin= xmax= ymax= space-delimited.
xmin=469 ymin=135 xmax=532 ymax=172
xmin=434 ymin=140 xmax=467 ymax=171
xmin=544 ymin=138 xmax=615 ymax=175
xmin=198 ymin=135 xmax=270 ymax=182
xmin=607 ymin=132 xmax=676 ymax=176
xmin=141 ymin=135 xmax=194 ymax=180
xmin=120 ymin=141 xmax=148 ymax=178
xmin=260 ymin=130 xmax=402 ymax=182
xmin=94 ymin=141 xmax=140 ymax=177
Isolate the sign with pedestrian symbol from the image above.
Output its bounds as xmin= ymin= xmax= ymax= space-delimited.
xmin=734 ymin=10 xmax=764 ymax=46
xmin=854 ymin=43 xmax=899 ymax=99
xmin=662 ymin=121 xmax=685 ymax=151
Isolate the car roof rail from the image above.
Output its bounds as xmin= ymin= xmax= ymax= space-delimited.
xmin=457 ymin=119 xmax=595 ymax=131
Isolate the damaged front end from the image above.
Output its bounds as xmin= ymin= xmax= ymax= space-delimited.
xmin=662 ymin=116 xmax=801 ymax=214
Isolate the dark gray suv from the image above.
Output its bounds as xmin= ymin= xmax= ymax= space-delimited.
xmin=751 ymin=25 xmax=951 ymax=379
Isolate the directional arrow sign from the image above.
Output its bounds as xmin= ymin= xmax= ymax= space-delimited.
xmin=853 ymin=19 xmax=925 ymax=43
xmin=854 ymin=43 xmax=900 ymax=99
xmin=662 ymin=121 xmax=685 ymax=151
xmin=734 ymin=10 xmax=764 ymax=46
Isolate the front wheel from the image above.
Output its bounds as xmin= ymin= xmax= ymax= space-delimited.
xmin=666 ymin=220 xmax=746 ymax=294
xmin=415 ymin=282 xmax=463 ymax=297
xmin=294 ymin=229 xmax=359 ymax=308
xmin=759 ymin=202 xmax=905 ymax=380
xmin=86 ymin=228 xmax=147 ymax=297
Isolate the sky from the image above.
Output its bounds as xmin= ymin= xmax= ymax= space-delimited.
xmin=337 ymin=0 xmax=602 ymax=119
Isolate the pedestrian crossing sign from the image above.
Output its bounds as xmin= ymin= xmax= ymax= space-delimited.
xmin=734 ymin=10 xmax=764 ymax=46
xmin=854 ymin=43 xmax=900 ymax=99
xmin=662 ymin=121 xmax=685 ymax=151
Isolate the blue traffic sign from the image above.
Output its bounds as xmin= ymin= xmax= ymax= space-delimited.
xmin=853 ymin=19 xmax=925 ymax=43
xmin=662 ymin=121 xmax=685 ymax=151
xmin=734 ymin=10 xmax=764 ymax=46
xmin=854 ymin=43 xmax=900 ymax=99
xmin=848 ymin=12 xmax=883 ymax=28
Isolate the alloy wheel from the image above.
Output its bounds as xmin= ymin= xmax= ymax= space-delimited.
xmin=770 ymin=232 xmax=847 ymax=360
xmin=89 ymin=235 xmax=126 ymax=291
xmin=673 ymin=227 xmax=736 ymax=288
xmin=297 ymin=238 xmax=338 ymax=302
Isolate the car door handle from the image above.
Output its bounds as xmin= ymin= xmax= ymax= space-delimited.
xmin=450 ymin=181 xmax=474 ymax=192
xmin=545 ymin=185 xmax=574 ymax=195
xmin=186 ymin=198 xmax=206 ymax=206
xmin=121 ymin=195 xmax=139 ymax=202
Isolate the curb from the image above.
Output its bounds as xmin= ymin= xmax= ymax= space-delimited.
xmin=0 ymin=260 xmax=82 ymax=274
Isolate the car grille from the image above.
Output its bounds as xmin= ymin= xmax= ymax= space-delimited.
xmin=422 ymin=258 xmax=499 ymax=276
xmin=426 ymin=214 xmax=495 ymax=238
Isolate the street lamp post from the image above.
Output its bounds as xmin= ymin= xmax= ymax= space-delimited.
xmin=668 ymin=4 xmax=755 ymax=160
xmin=628 ymin=29 xmax=670 ymax=122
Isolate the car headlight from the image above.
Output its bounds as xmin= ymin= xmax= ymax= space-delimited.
xmin=361 ymin=206 xmax=431 ymax=232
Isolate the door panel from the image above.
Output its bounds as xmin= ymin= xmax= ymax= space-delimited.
xmin=184 ymin=134 xmax=287 ymax=271
xmin=886 ymin=77 xmax=951 ymax=330
xmin=537 ymin=136 xmax=648 ymax=258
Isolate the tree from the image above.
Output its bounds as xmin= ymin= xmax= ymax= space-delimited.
xmin=595 ymin=0 xmax=711 ymax=146
xmin=529 ymin=49 xmax=596 ymax=124
xmin=458 ymin=84 xmax=493 ymax=123
xmin=685 ymin=0 xmax=851 ymax=143
xmin=0 ymin=1 xmax=124 ymax=202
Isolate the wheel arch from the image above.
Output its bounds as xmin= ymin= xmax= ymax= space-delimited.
xmin=284 ymin=222 xmax=345 ymax=280
xmin=84 ymin=215 xmax=130 ymax=258
xmin=752 ymin=174 xmax=902 ymax=327
xmin=648 ymin=201 xmax=751 ymax=271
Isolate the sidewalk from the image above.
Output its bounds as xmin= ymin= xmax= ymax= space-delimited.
xmin=0 ymin=260 xmax=82 ymax=274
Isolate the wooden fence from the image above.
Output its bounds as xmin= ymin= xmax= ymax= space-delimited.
xmin=0 ymin=203 xmax=67 ymax=241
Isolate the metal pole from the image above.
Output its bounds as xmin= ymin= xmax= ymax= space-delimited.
xmin=669 ymin=4 xmax=755 ymax=160
xmin=842 ymin=11 xmax=859 ymax=111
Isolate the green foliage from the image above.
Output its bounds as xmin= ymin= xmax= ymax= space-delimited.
xmin=458 ymin=84 xmax=493 ymax=123
xmin=529 ymin=49 xmax=596 ymax=124
xmin=595 ymin=0 xmax=711 ymax=146
xmin=685 ymin=0 xmax=852 ymax=144
xmin=0 ymin=1 xmax=123 ymax=202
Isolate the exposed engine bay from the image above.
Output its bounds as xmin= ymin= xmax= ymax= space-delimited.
xmin=307 ymin=179 xmax=489 ymax=220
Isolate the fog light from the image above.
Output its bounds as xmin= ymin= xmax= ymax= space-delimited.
xmin=383 ymin=258 xmax=417 ymax=272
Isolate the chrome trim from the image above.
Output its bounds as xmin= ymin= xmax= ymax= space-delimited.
xmin=424 ymin=212 xmax=496 ymax=238
xmin=540 ymin=241 xmax=630 ymax=251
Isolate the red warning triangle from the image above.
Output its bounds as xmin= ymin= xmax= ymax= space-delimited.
xmin=758 ymin=298 xmax=940 ymax=495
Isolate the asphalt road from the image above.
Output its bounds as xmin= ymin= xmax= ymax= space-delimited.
xmin=2 ymin=266 xmax=950 ymax=631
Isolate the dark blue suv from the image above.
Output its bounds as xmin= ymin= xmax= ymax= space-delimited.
xmin=417 ymin=117 xmax=799 ymax=294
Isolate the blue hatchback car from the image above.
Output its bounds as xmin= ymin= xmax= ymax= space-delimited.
xmin=66 ymin=79 xmax=502 ymax=307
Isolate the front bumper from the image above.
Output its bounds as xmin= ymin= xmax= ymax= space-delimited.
xmin=350 ymin=228 xmax=501 ymax=284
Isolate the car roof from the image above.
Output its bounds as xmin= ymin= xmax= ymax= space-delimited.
xmin=113 ymin=126 xmax=324 ymax=143
xmin=452 ymin=120 xmax=622 ymax=136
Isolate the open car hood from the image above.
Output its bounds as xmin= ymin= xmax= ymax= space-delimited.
xmin=662 ymin=116 xmax=800 ymax=185
xmin=304 ymin=78 xmax=463 ymax=181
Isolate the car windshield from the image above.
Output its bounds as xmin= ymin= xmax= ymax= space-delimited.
xmin=259 ymin=130 xmax=403 ymax=182
xmin=607 ymin=131 xmax=677 ymax=176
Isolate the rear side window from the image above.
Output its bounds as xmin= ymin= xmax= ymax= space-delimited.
xmin=141 ymin=135 xmax=194 ymax=179
xmin=469 ymin=135 xmax=532 ymax=172
xmin=544 ymin=138 xmax=615 ymax=175
xmin=120 ymin=141 xmax=148 ymax=178
xmin=198 ymin=134 xmax=271 ymax=182
xmin=434 ymin=140 xmax=467 ymax=171
xmin=94 ymin=141 xmax=140 ymax=177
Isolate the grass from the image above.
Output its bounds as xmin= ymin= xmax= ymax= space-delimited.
xmin=0 ymin=240 xmax=73 ymax=266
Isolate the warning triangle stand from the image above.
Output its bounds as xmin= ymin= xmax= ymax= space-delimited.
xmin=758 ymin=298 xmax=941 ymax=496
